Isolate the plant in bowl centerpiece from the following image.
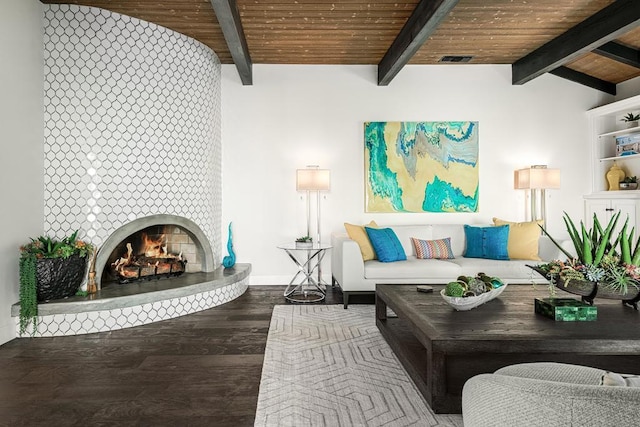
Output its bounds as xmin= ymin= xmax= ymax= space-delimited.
xmin=295 ymin=235 xmax=313 ymax=248
xmin=620 ymin=176 xmax=638 ymax=190
xmin=441 ymin=272 xmax=507 ymax=311
xmin=19 ymin=231 xmax=94 ymax=335
xmin=531 ymin=211 xmax=640 ymax=308
xmin=621 ymin=112 xmax=640 ymax=128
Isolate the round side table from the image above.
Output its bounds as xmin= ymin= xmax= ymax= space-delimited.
xmin=277 ymin=243 xmax=332 ymax=303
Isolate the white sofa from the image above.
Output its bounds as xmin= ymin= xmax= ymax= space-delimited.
xmin=331 ymin=224 xmax=565 ymax=308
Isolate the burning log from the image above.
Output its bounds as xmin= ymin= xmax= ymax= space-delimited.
xmin=111 ymin=235 xmax=186 ymax=284
xmin=112 ymin=243 xmax=133 ymax=270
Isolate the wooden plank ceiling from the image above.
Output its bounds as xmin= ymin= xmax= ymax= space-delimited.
xmin=41 ymin=0 xmax=640 ymax=90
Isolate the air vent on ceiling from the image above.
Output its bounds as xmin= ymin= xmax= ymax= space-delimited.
xmin=439 ymin=56 xmax=473 ymax=63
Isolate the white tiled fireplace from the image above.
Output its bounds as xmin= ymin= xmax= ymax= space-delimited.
xmin=13 ymin=5 xmax=250 ymax=338
xmin=43 ymin=4 xmax=222 ymax=264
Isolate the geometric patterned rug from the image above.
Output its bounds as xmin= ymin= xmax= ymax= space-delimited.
xmin=254 ymin=305 xmax=463 ymax=427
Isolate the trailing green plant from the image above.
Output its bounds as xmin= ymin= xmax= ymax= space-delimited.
xmin=622 ymin=176 xmax=638 ymax=184
xmin=295 ymin=236 xmax=313 ymax=243
xmin=621 ymin=112 xmax=640 ymax=122
xmin=538 ymin=211 xmax=640 ymax=295
xmin=18 ymin=255 xmax=37 ymax=335
xmin=18 ymin=231 xmax=93 ymax=335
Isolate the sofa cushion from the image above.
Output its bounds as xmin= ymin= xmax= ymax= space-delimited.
xmin=365 ymin=227 xmax=407 ymax=262
xmin=364 ymin=257 xmax=461 ymax=280
xmin=447 ymin=257 xmax=537 ymax=279
xmin=464 ymin=224 xmax=510 ymax=260
xmin=344 ymin=221 xmax=378 ymax=261
xmin=411 ymin=237 xmax=455 ymax=259
xmin=493 ymin=218 xmax=543 ymax=261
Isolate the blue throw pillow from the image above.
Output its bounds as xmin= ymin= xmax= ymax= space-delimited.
xmin=365 ymin=227 xmax=407 ymax=263
xmin=464 ymin=225 xmax=510 ymax=260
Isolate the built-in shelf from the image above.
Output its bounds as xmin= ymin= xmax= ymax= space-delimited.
xmin=599 ymin=126 xmax=640 ymax=138
xmin=585 ymin=96 xmax=640 ymax=232
xmin=599 ymin=154 xmax=640 ymax=162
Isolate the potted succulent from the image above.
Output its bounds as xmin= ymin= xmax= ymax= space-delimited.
xmin=621 ymin=112 xmax=640 ymax=128
xmin=530 ymin=211 xmax=640 ymax=307
xmin=295 ymin=235 xmax=313 ymax=248
xmin=19 ymin=231 xmax=93 ymax=335
xmin=620 ymin=176 xmax=638 ymax=190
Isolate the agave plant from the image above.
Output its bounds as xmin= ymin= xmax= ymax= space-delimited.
xmin=541 ymin=211 xmax=622 ymax=266
xmin=539 ymin=211 xmax=640 ymax=295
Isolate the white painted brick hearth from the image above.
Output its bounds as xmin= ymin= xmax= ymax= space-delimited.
xmin=43 ymin=4 xmax=222 ymax=264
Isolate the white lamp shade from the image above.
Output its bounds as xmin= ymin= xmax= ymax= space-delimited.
xmin=297 ymin=169 xmax=330 ymax=191
xmin=514 ymin=167 xmax=560 ymax=189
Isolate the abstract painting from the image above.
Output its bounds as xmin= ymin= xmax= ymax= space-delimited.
xmin=364 ymin=121 xmax=479 ymax=213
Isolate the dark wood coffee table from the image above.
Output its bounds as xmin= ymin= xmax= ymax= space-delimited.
xmin=376 ymin=284 xmax=640 ymax=414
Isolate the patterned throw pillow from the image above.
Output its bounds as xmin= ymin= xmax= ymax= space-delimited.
xmin=411 ymin=237 xmax=455 ymax=259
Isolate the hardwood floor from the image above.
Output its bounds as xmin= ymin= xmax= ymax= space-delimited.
xmin=0 ymin=285 xmax=373 ymax=426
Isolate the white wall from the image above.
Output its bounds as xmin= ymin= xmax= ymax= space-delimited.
xmin=222 ymin=64 xmax=610 ymax=284
xmin=0 ymin=0 xmax=44 ymax=344
xmin=617 ymin=75 xmax=640 ymax=102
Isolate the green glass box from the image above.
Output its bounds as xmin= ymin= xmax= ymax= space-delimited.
xmin=534 ymin=298 xmax=598 ymax=322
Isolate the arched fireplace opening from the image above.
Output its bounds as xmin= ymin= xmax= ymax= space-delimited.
xmin=95 ymin=215 xmax=215 ymax=289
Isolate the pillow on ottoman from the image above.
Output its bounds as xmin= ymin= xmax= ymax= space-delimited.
xmin=600 ymin=371 xmax=640 ymax=388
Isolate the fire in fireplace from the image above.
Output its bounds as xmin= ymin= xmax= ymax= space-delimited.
xmin=102 ymin=225 xmax=203 ymax=285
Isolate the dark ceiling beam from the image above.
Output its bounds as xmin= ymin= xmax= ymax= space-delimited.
xmin=594 ymin=41 xmax=640 ymax=69
xmin=209 ymin=0 xmax=252 ymax=85
xmin=549 ymin=67 xmax=616 ymax=95
xmin=512 ymin=0 xmax=640 ymax=85
xmin=377 ymin=0 xmax=459 ymax=86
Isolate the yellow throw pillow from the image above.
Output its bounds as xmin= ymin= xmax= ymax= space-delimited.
xmin=344 ymin=221 xmax=378 ymax=261
xmin=492 ymin=218 xmax=543 ymax=260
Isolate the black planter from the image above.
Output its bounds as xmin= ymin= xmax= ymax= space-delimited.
xmin=36 ymin=254 xmax=87 ymax=302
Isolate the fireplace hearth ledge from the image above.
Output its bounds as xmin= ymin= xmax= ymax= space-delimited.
xmin=11 ymin=263 xmax=251 ymax=337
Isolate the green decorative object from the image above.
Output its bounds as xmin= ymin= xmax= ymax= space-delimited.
xmin=534 ymin=298 xmax=598 ymax=322
xmin=18 ymin=256 xmax=37 ymax=336
xmin=445 ymin=281 xmax=465 ymax=297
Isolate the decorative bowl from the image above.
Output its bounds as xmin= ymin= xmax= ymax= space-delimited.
xmin=440 ymin=283 xmax=508 ymax=311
